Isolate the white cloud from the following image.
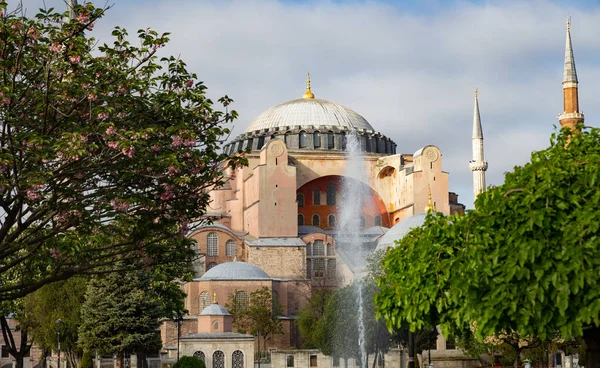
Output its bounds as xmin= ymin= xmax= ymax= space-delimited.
xmin=15 ymin=0 xmax=600 ymax=207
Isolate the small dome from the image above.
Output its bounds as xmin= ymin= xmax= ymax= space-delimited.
xmin=200 ymin=261 xmax=270 ymax=281
xmin=200 ymin=303 xmax=231 ymax=316
xmin=375 ymin=214 xmax=427 ymax=251
xmin=245 ymin=98 xmax=374 ymax=133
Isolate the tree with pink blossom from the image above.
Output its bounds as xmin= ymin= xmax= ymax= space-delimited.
xmin=0 ymin=1 xmax=246 ymax=301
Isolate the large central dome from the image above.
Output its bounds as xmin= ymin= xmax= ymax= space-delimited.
xmin=245 ymin=98 xmax=374 ymax=133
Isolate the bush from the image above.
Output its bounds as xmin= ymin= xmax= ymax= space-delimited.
xmin=173 ymin=356 xmax=206 ymax=368
xmin=79 ymin=351 xmax=93 ymax=368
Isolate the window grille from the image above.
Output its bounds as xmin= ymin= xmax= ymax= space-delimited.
xmin=226 ymin=240 xmax=236 ymax=257
xmin=207 ymin=232 xmax=218 ymax=256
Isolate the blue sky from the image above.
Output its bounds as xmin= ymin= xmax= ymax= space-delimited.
xmin=17 ymin=0 xmax=600 ymax=207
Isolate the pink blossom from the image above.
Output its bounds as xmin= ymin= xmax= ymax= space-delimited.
xmin=69 ymin=55 xmax=81 ymax=64
xmin=28 ymin=29 xmax=40 ymax=40
xmin=171 ymin=136 xmax=183 ymax=147
xmin=183 ymin=138 xmax=196 ymax=147
xmin=184 ymin=80 xmax=193 ymax=88
xmin=77 ymin=12 xmax=89 ymax=24
xmin=167 ymin=165 xmax=180 ymax=175
xmin=50 ymin=43 xmax=64 ymax=53
xmin=108 ymin=141 xmax=119 ymax=149
xmin=86 ymin=22 xmax=95 ymax=31
xmin=75 ymin=172 xmax=85 ymax=179
xmin=122 ymin=146 xmax=135 ymax=158
xmin=151 ymin=145 xmax=161 ymax=152
xmin=26 ymin=189 xmax=41 ymax=200
xmin=88 ymin=93 xmax=97 ymax=101
xmin=97 ymin=112 xmax=109 ymax=120
xmin=110 ymin=198 xmax=130 ymax=212
xmin=1 ymin=97 xmax=10 ymax=105
xmin=105 ymin=126 xmax=116 ymax=136
xmin=118 ymin=87 xmax=127 ymax=94
xmin=50 ymin=248 xmax=61 ymax=260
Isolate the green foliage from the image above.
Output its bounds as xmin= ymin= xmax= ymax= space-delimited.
xmin=79 ymin=350 xmax=93 ymax=368
xmin=20 ymin=278 xmax=87 ymax=356
xmin=226 ymin=287 xmax=283 ymax=350
xmin=0 ymin=0 xmax=246 ymax=301
xmin=296 ymin=290 xmax=333 ymax=349
xmin=314 ymin=281 xmax=391 ymax=362
xmin=77 ymin=264 xmax=165 ymax=355
xmin=172 ymin=356 xmax=206 ymax=368
xmin=376 ymin=127 xmax=600 ymax=342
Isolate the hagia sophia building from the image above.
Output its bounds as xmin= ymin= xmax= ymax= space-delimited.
xmin=157 ymin=18 xmax=585 ymax=367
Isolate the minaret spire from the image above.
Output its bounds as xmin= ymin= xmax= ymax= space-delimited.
xmin=469 ymin=89 xmax=488 ymax=203
xmin=558 ymin=18 xmax=584 ymax=130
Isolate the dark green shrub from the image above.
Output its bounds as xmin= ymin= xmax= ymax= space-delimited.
xmin=79 ymin=351 xmax=93 ymax=368
xmin=173 ymin=356 xmax=206 ymax=368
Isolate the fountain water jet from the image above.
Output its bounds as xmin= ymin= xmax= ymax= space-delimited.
xmin=338 ymin=131 xmax=369 ymax=368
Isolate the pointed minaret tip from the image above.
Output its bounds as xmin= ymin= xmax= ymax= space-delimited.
xmin=473 ymin=88 xmax=483 ymax=139
xmin=563 ymin=16 xmax=578 ymax=85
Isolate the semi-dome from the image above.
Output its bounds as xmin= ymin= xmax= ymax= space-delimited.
xmin=245 ymin=98 xmax=374 ymax=133
xmin=375 ymin=213 xmax=427 ymax=251
xmin=200 ymin=261 xmax=270 ymax=281
xmin=200 ymin=303 xmax=231 ymax=316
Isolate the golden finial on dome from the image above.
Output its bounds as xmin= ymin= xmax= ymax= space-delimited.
xmin=303 ymin=72 xmax=315 ymax=100
xmin=213 ymin=292 xmax=217 ymax=304
xmin=425 ymin=185 xmax=436 ymax=213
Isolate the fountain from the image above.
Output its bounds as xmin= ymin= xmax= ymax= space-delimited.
xmin=338 ymin=131 xmax=369 ymax=368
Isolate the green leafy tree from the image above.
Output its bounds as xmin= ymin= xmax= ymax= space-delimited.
xmin=314 ymin=281 xmax=391 ymax=367
xmin=376 ymin=127 xmax=600 ymax=367
xmin=296 ymin=289 xmax=333 ymax=349
xmin=172 ymin=356 xmax=206 ymax=368
xmin=0 ymin=301 xmax=32 ymax=368
xmin=78 ymin=265 xmax=167 ymax=368
xmin=0 ymin=0 xmax=245 ymax=301
xmin=226 ymin=287 xmax=283 ymax=352
xmin=19 ymin=277 xmax=87 ymax=368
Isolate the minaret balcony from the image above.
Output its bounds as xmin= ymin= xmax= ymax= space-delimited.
xmin=558 ymin=112 xmax=584 ymax=120
xmin=469 ymin=161 xmax=488 ymax=171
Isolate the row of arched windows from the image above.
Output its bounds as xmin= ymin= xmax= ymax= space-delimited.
xmin=205 ymin=233 xmax=237 ymax=257
xmin=199 ymin=290 xmax=280 ymax=315
xmin=298 ymin=214 xmax=382 ymax=228
xmin=297 ymin=184 xmax=336 ymax=208
xmin=193 ymin=350 xmax=244 ymax=368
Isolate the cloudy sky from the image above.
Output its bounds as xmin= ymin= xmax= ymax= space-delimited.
xmin=16 ymin=0 xmax=600 ymax=207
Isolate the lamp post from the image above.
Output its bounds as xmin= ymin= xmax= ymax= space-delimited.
xmin=428 ymin=327 xmax=434 ymax=368
xmin=408 ymin=331 xmax=414 ymax=368
xmin=175 ymin=316 xmax=183 ymax=362
xmin=55 ymin=319 xmax=63 ymax=368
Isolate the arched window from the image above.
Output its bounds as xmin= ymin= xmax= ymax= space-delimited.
xmin=312 ymin=214 xmax=320 ymax=227
xmin=207 ymin=262 xmax=217 ymax=270
xmin=359 ymin=215 xmax=366 ymax=228
xmin=272 ymin=291 xmax=280 ymax=315
xmin=212 ymin=351 xmax=225 ymax=368
xmin=199 ymin=291 xmax=210 ymax=313
xmin=341 ymin=132 xmax=347 ymax=150
xmin=327 ymin=183 xmax=336 ymax=205
xmin=327 ymin=131 xmax=334 ymax=149
xmin=226 ymin=240 xmax=236 ymax=257
xmin=235 ymin=291 xmax=249 ymax=312
xmin=313 ymin=131 xmax=321 ymax=148
xmin=313 ymin=189 xmax=320 ymax=205
xmin=374 ymin=215 xmax=382 ymax=227
xmin=193 ymin=351 xmax=205 ymax=362
xmin=287 ymin=355 xmax=295 ymax=367
xmin=313 ymin=259 xmax=325 ymax=278
xmin=207 ymin=232 xmax=218 ymax=256
xmin=299 ymin=131 xmax=308 ymax=148
xmin=232 ymin=350 xmax=244 ymax=368
xmin=328 ymin=214 xmax=336 ymax=228
xmin=306 ymin=259 xmax=312 ymax=279
xmin=313 ymin=240 xmax=324 ymax=256
xmin=212 ymin=321 xmax=219 ymax=330
xmin=297 ymin=193 xmax=304 ymax=207
xmin=326 ymin=243 xmax=334 ymax=256
xmin=298 ymin=214 xmax=304 ymax=226
xmin=246 ymin=138 xmax=254 ymax=150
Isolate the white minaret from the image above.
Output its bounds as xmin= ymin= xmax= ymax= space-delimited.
xmin=469 ymin=89 xmax=488 ymax=202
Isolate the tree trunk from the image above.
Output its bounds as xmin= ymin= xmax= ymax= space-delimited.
xmin=584 ymin=327 xmax=600 ymax=368
xmin=116 ymin=351 xmax=124 ymax=368
xmin=513 ymin=347 xmax=522 ymax=368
